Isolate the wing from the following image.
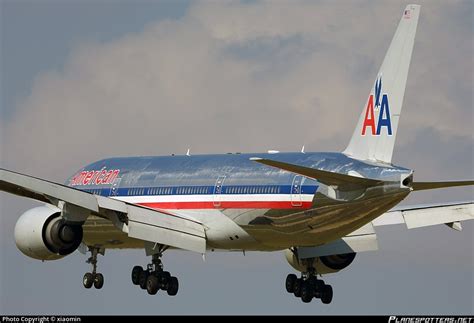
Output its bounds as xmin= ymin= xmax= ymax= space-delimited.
xmin=297 ymin=201 xmax=473 ymax=260
xmin=0 ymin=169 xmax=206 ymax=253
xmin=372 ymin=201 xmax=473 ymax=230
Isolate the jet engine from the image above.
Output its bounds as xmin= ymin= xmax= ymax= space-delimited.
xmin=285 ymin=249 xmax=356 ymax=274
xmin=14 ymin=205 xmax=83 ymax=261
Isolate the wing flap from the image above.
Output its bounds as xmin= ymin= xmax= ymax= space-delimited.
xmin=96 ymin=195 xmax=128 ymax=214
xmin=127 ymin=205 xmax=206 ymax=253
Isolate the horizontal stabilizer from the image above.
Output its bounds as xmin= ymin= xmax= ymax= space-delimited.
xmin=250 ymin=157 xmax=383 ymax=187
xmin=412 ymin=181 xmax=474 ymax=191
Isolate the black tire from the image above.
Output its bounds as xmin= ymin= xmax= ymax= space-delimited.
xmin=146 ymin=275 xmax=159 ymax=295
xmin=285 ymin=274 xmax=297 ymax=293
xmin=161 ymin=271 xmax=171 ymax=281
xmin=94 ymin=273 xmax=104 ymax=289
xmin=160 ymin=271 xmax=171 ymax=289
xmin=166 ymin=276 xmax=179 ymax=296
xmin=301 ymin=282 xmax=313 ymax=303
xmin=139 ymin=271 xmax=149 ymax=290
xmin=293 ymin=279 xmax=303 ymax=297
xmin=131 ymin=266 xmax=143 ymax=285
xmin=306 ymin=276 xmax=316 ymax=287
xmin=83 ymin=272 xmax=93 ymax=289
xmin=321 ymin=284 xmax=333 ymax=304
xmin=313 ymin=279 xmax=325 ymax=298
xmin=315 ymin=279 xmax=325 ymax=291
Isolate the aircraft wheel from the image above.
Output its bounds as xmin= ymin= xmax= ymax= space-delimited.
xmin=146 ymin=275 xmax=159 ymax=295
xmin=94 ymin=273 xmax=104 ymax=289
xmin=166 ymin=276 xmax=179 ymax=296
xmin=293 ymin=279 xmax=303 ymax=297
xmin=314 ymin=280 xmax=325 ymax=299
xmin=139 ymin=271 xmax=149 ymax=290
xmin=83 ymin=272 xmax=94 ymax=289
xmin=131 ymin=266 xmax=143 ymax=285
xmin=316 ymin=280 xmax=325 ymax=291
xmin=321 ymin=284 xmax=333 ymax=304
xmin=301 ymin=282 xmax=313 ymax=303
xmin=285 ymin=274 xmax=297 ymax=293
xmin=160 ymin=271 xmax=171 ymax=289
xmin=161 ymin=271 xmax=171 ymax=282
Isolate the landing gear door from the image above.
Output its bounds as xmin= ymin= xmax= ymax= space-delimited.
xmin=291 ymin=175 xmax=303 ymax=207
xmin=213 ymin=176 xmax=226 ymax=208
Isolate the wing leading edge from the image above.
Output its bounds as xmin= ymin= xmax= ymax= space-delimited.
xmin=0 ymin=169 xmax=206 ymax=253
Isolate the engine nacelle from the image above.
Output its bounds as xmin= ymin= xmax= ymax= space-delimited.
xmin=285 ymin=249 xmax=356 ymax=274
xmin=14 ymin=205 xmax=83 ymax=261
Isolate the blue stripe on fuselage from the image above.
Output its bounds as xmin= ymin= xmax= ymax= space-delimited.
xmin=80 ymin=184 xmax=319 ymax=197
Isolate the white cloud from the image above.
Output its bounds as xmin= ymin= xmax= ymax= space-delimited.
xmin=2 ymin=0 xmax=472 ymax=183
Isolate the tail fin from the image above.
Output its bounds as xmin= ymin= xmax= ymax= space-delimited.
xmin=344 ymin=4 xmax=420 ymax=164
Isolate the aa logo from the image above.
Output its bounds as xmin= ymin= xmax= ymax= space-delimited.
xmin=361 ymin=77 xmax=392 ymax=136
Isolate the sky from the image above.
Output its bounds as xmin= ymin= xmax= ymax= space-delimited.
xmin=0 ymin=0 xmax=473 ymax=315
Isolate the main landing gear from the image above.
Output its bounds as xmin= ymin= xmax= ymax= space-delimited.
xmin=131 ymin=246 xmax=179 ymax=296
xmin=285 ymin=261 xmax=333 ymax=304
xmin=83 ymin=246 xmax=105 ymax=289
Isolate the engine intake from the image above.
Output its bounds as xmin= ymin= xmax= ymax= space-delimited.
xmin=285 ymin=249 xmax=356 ymax=274
xmin=320 ymin=253 xmax=356 ymax=270
xmin=15 ymin=205 xmax=83 ymax=260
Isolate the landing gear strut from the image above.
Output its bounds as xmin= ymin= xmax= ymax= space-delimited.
xmin=285 ymin=259 xmax=333 ymax=304
xmin=83 ymin=246 xmax=105 ymax=289
xmin=131 ymin=245 xmax=179 ymax=296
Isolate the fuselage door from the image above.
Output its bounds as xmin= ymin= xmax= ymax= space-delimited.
xmin=213 ymin=176 xmax=226 ymax=208
xmin=291 ymin=175 xmax=303 ymax=207
xmin=110 ymin=178 xmax=121 ymax=197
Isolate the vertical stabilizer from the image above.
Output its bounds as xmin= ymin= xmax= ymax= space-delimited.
xmin=344 ymin=5 xmax=420 ymax=164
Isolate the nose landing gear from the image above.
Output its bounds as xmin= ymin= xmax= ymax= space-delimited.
xmin=83 ymin=246 xmax=105 ymax=289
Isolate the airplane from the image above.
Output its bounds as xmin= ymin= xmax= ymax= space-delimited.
xmin=1 ymin=4 xmax=473 ymax=305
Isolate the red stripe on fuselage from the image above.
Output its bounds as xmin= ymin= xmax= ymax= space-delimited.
xmin=137 ymin=201 xmax=312 ymax=209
